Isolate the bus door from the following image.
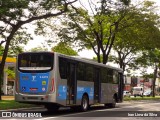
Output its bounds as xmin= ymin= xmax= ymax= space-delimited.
xmin=94 ymin=68 xmax=101 ymax=103
xmin=66 ymin=62 xmax=77 ymax=105
xmin=118 ymin=73 xmax=124 ymax=102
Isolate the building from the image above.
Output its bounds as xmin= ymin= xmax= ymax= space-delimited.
xmin=124 ymin=76 xmax=153 ymax=92
xmin=0 ymin=56 xmax=16 ymax=95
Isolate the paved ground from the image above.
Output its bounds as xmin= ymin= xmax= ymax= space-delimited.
xmin=2 ymin=96 xmax=14 ymax=100
xmin=1 ymin=100 xmax=160 ymax=120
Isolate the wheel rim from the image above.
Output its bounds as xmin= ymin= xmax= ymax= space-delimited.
xmin=82 ymin=97 xmax=88 ymax=110
xmin=113 ymin=97 xmax=116 ymax=105
xmin=111 ymin=97 xmax=116 ymax=108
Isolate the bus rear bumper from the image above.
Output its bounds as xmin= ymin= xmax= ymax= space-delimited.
xmin=15 ymin=92 xmax=56 ymax=104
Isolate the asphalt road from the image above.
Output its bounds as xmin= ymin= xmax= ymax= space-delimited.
xmin=1 ymin=100 xmax=160 ymax=120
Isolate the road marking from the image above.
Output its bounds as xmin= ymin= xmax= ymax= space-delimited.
xmin=37 ymin=107 xmax=130 ymax=120
xmin=36 ymin=102 xmax=160 ymax=120
xmin=8 ymin=102 xmax=160 ymax=120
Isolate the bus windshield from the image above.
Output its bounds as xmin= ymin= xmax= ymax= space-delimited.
xmin=18 ymin=53 xmax=54 ymax=72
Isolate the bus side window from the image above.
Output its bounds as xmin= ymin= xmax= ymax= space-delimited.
xmin=113 ymin=71 xmax=118 ymax=84
xmin=108 ymin=69 xmax=113 ymax=83
xmin=77 ymin=62 xmax=85 ymax=81
xmin=86 ymin=65 xmax=94 ymax=82
xmin=59 ymin=57 xmax=67 ymax=79
xmin=101 ymin=68 xmax=108 ymax=83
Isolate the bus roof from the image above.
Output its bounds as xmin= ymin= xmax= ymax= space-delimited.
xmin=55 ymin=52 xmax=123 ymax=72
xmin=18 ymin=51 xmax=123 ymax=73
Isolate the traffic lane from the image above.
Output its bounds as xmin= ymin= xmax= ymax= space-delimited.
xmin=1 ymin=104 xmax=135 ymax=117
xmin=3 ymin=101 xmax=160 ymax=118
xmin=9 ymin=103 xmax=145 ymax=117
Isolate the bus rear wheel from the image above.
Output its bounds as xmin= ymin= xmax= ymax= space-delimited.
xmin=107 ymin=96 xmax=116 ymax=108
xmin=45 ymin=104 xmax=60 ymax=112
xmin=79 ymin=95 xmax=89 ymax=112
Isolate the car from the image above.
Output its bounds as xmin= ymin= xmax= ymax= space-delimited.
xmin=143 ymin=90 xmax=152 ymax=97
xmin=123 ymin=91 xmax=131 ymax=97
xmin=132 ymin=86 xmax=143 ymax=97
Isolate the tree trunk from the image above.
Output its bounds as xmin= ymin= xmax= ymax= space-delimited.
xmin=97 ymin=54 xmax=101 ymax=63
xmin=102 ymin=53 xmax=107 ymax=64
xmin=152 ymin=65 xmax=157 ymax=97
xmin=0 ymin=27 xmax=19 ymax=100
xmin=0 ymin=76 xmax=2 ymax=100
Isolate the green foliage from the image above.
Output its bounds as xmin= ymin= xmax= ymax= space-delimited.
xmin=0 ymin=46 xmax=4 ymax=56
xmin=51 ymin=42 xmax=78 ymax=56
xmin=93 ymin=55 xmax=103 ymax=63
xmin=109 ymin=1 xmax=160 ymax=71
xmin=52 ymin=1 xmax=130 ymax=63
xmin=124 ymin=96 xmax=160 ymax=101
xmin=4 ymin=68 xmax=15 ymax=79
xmin=29 ymin=46 xmax=48 ymax=52
xmin=143 ymin=73 xmax=154 ymax=79
xmin=135 ymin=49 xmax=160 ymax=68
xmin=0 ymin=45 xmax=23 ymax=57
xmin=0 ymin=0 xmax=77 ymax=100
xmin=120 ymin=0 xmax=131 ymax=6
xmin=34 ymin=0 xmax=133 ymax=64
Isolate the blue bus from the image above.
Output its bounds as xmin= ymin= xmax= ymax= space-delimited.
xmin=15 ymin=52 xmax=124 ymax=112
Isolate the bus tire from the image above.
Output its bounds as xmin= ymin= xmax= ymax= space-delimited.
xmin=108 ymin=96 xmax=116 ymax=108
xmin=80 ymin=95 xmax=89 ymax=112
xmin=45 ymin=105 xmax=60 ymax=112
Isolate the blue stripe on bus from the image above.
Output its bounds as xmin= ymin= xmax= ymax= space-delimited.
xmin=77 ymin=86 xmax=94 ymax=100
xmin=57 ymin=85 xmax=67 ymax=100
xmin=57 ymin=86 xmax=94 ymax=100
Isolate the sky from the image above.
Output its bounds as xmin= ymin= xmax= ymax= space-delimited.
xmin=24 ymin=0 xmax=160 ymax=75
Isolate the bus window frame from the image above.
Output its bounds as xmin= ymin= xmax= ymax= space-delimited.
xmin=18 ymin=52 xmax=54 ymax=73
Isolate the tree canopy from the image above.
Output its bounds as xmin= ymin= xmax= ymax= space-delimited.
xmin=109 ymin=1 xmax=160 ymax=71
xmin=51 ymin=42 xmax=78 ymax=56
xmin=0 ymin=0 xmax=77 ymax=100
xmin=37 ymin=0 xmax=131 ymax=64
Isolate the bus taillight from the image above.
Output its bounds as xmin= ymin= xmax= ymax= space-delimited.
xmin=50 ymin=79 xmax=55 ymax=92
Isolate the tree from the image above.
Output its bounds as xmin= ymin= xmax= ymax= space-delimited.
xmin=0 ymin=45 xmax=23 ymax=57
xmin=0 ymin=46 xmax=4 ymax=56
xmin=4 ymin=68 xmax=15 ymax=80
xmin=51 ymin=42 xmax=78 ymax=56
xmin=29 ymin=46 xmax=48 ymax=52
xmin=35 ymin=0 xmax=130 ymax=64
xmin=135 ymin=49 xmax=160 ymax=97
xmin=0 ymin=0 xmax=77 ymax=100
xmin=108 ymin=1 xmax=160 ymax=72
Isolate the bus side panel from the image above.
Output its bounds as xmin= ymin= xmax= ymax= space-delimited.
xmin=76 ymin=81 xmax=94 ymax=105
xmin=101 ymin=83 xmax=117 ymax=104
xmin=101 ymin=83 xmax=111 ymax=103
xmin=56 ymin=79 xmax=67 ymax=106
xmin=54 ymin=54 xmax=67 ymax=106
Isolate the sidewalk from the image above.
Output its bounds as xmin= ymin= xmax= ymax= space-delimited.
xmin=2 ymin=96 xmax=15 ymax=100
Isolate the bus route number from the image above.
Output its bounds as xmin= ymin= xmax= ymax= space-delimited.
xmin=40 ymin=76 xmax=48 ymax=79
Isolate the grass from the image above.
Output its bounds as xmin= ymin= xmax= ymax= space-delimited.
xmin=0 ymin=100 xmax=38 ymax=110
xmin=123 ymin=96 xmax=160 ymax=101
